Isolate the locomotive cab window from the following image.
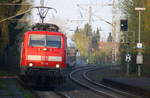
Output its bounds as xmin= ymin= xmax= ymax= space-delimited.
xmin=29 ymin=34 xmax=62 ymax=48
xmin=46 ymin=35 xmax=61 ymax=48
xmin=29 ymin=35 xmax=45 ymax=47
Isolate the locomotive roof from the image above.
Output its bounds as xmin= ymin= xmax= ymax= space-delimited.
xmin=31 ymin=23 xmax=59 ymax=32
xmin=25 ymin=31 xmax=65 ymax=36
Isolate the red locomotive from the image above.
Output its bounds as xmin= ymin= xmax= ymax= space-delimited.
xmin=19 ymin=7 xmax=77 ymax=85
xmin=20 ymin=23 xmax=68 ymax=84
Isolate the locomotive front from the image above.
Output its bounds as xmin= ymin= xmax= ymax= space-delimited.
xmin=20 ymin=24 xmax=67 ymax=83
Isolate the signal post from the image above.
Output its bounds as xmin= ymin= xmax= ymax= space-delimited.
xmin=125 ymin=53 xmax=131 ymax=75
xmin=136 ymin=43 xmax=144 ymax=77
xmin=135 ymin=7 xmax=145 ymax=77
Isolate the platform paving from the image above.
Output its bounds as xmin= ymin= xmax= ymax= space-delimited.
xmin=102 ymin=77 xmax=150 ymax=98
xmin=103 ymin=77 xmax=150 ymax=88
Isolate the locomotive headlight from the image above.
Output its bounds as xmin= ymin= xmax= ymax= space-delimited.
xmin=29 ymin=63 xmax=33 ymax=67
xmin=43 ymin=48 xmax=47 ymax=51
xmin=56 ymin=64 xmax=60 ymax=68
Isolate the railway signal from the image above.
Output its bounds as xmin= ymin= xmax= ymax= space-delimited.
xmin=125 ymin=53 xmax=131 ymax=75
xmin=120 ymin=19 xmax=128 ymax=31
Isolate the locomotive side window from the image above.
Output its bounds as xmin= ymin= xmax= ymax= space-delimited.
xmin=46 ymin=35 xmax=61 ymax=48
xmin=29 ymin=34 xmax=61 ymax=48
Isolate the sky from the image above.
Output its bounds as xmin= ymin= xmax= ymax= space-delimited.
xmin=31 ymin=0 xmax=117 ymax=41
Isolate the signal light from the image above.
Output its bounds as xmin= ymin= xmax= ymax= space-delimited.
xmin=120 ymin=20 xmax=128 ymax=31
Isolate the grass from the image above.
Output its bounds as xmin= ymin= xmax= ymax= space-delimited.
xmin=0 ymin=79 xmax=34 ymax=98
xmin=0 ymin=71 xmax=11 ymax=76
xmin=0 ymin=69 xmax=17 ymax=76
xmin=90 ymin=68 xmax=124 ymax=81
xmin=0 ymin=93 xmax=15 ymax=96
xmin=93 ymin=68 xmax=143 ymax=81
xmin=0 ymin=80 xmax=15 ymax=97
xmin=0 ymin=80 xmax=11 ymax=89
xmin=15 ymin=80 xmax=34 ymax=98
xmin=0 ymin=69 xmax=34 ymax=98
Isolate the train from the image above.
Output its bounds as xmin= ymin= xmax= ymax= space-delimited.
xmin=19 ymin=23 xmax=76 ymax=85
xmin=67 ymin=40 xmax=77 ymax=68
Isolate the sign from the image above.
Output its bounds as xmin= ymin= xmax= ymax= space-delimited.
xmin=125 ymin=54 xmax=131 ymax=62
xmin=137 ymin=43 xmax=143 ymax=49
xmin=136 ymin=52 xmax=143 ymax=64
xmin=76 ymin=52 xmax=80 ymax=56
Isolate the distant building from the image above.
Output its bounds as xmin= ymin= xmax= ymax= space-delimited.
xmin=99 ymin=41 xmax=118 ymax=49
xmin=99 ymin=41 xmax=120 ymax=63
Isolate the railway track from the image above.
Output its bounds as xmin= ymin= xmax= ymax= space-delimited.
xmin=33 ymin=90 xmax=71 ymax=98
xmin=69 ymin=65 xmax=142 ymax=98
xmin=84 ymin=67 xmax=142 ymax=98
xmin=14 ymin=65 xmax=143 ymax=98
xmin=17 ymin=76 xmax=71 ymax=98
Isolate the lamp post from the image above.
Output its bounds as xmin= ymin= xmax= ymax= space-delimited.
xmin=135 ymin=7 xmax=146 ymax=43
xmin=135 ymin=7 xmax=145 ymax=77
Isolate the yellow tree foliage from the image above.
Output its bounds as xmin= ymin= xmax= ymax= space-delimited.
xmin=74 ymin=32 xmax=90 ymax=58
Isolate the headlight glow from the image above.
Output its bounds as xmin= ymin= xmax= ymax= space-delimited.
xmin=56 ymin=64 xmax=60 ymax=68
xmin=29 ymin=63 xmax=33 ymax=67
xmin=43 ymin=48 xmax=47 ymax=51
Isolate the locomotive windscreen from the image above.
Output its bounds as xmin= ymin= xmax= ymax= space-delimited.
xmin=29 ymin=34 xmax=61 ymax=48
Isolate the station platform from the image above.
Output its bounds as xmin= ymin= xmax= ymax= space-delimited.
xmin=102 ymin=77 xmax=150 ymax=98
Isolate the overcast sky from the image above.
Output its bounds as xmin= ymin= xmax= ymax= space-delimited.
xmin=32 ymin=0 xmax=117 ymax=40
